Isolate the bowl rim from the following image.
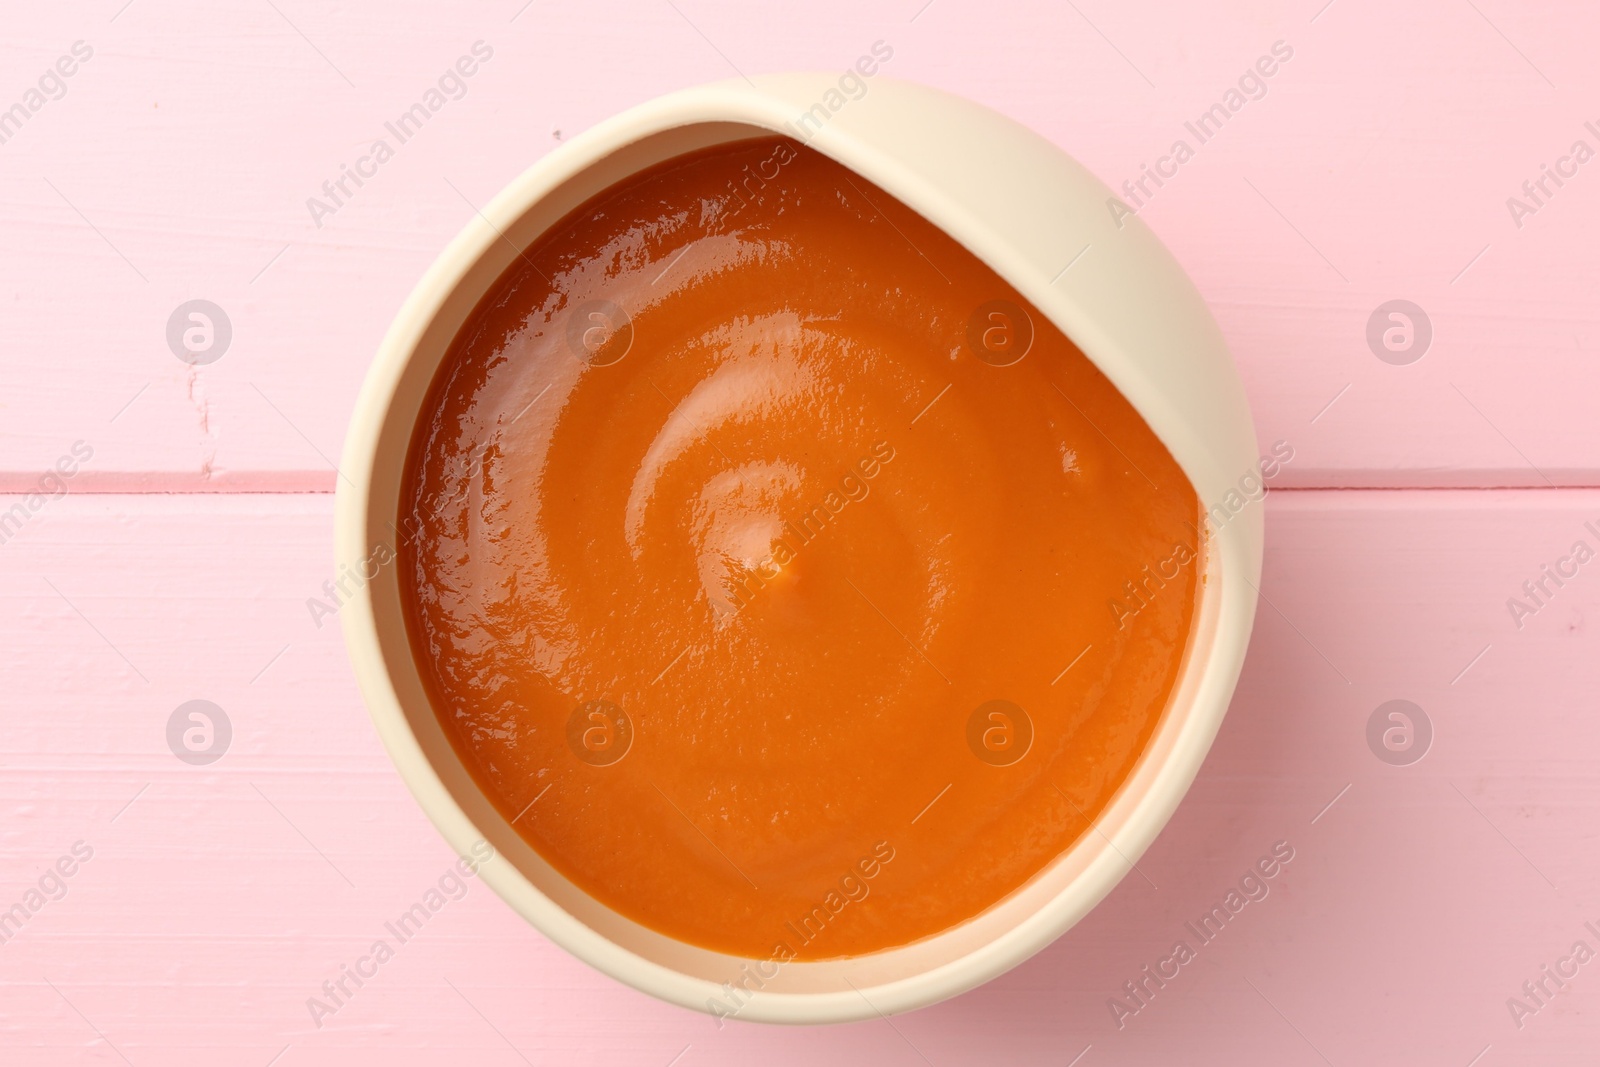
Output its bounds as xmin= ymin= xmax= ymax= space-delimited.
xmin=336 ymin=72 xmax=1264 ymax=1024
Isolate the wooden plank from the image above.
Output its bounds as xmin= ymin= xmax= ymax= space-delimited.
xmin=1 ymin=489 xmax=1597 ymax=1062
xmin=1 ymin=2 xmax=1596 ymax=487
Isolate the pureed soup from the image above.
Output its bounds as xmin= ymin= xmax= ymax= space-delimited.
xmin=400 ymin=136 xmax=1202 ymax=961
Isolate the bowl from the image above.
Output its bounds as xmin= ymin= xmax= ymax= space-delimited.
xmin=336 ymin=72 xmax=1263 ymax=1024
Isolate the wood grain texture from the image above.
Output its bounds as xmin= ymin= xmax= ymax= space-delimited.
xmin=5 ymin=0 xmax=1600 ymax=1062
xmin=1 ymin=1 xmax=1597 ymax=487
xmin=2 ymin=491 xmax=1598 ymax=1064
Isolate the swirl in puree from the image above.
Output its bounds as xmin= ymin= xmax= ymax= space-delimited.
xmin=400 ymin=137 xmax=1202 ymax=959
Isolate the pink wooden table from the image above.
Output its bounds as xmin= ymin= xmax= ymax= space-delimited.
xmin=4 ymin=1 xmax=1598 ymax=1063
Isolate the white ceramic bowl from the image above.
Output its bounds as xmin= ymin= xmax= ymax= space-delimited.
xmin=336 ymin=73 xmax=1263 ymax=1024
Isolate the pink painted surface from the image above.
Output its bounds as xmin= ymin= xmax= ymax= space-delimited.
xmin=7 ymin=492 xmax=1598 ymax=1064
xmin=3 ymin=0 xmax=1599 ymax=1063
xmin=2 ymin=0 xmax=1597 ymax=490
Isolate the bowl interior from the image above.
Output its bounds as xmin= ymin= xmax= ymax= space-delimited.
xmin=350 ymin=117 xmax=1233 ymax=1003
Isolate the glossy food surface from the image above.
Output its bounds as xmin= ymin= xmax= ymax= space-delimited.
xmin=400 ymin=137 xmax=1201 ymax=959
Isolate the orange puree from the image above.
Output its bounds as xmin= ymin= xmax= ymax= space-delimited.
xmin=400 ymin=137 xmax=1202 ymax=959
